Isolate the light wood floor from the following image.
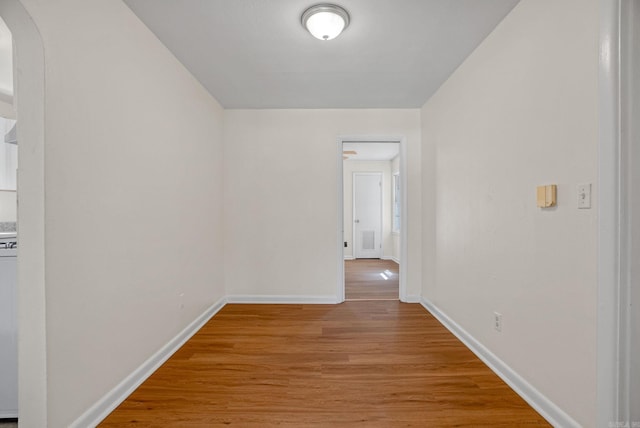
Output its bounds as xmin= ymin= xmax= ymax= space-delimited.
xmin=345 ymin=259 xmax=399 ymax=300
xmin=100 ymin=301 xmax=549 ymax=427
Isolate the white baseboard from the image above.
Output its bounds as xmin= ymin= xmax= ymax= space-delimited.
xmin=381 ymin=256 xmax=400 ymax=264
xmin=346 ymin=256 xmax=399 ymax=263
xmin=70 ymin=296 xmax=228 ymax=428
xmin=420 ymin=298 xmax=580 ymax=428
xmin=401 ymin=295 xmax=420 ymax=303
xmin=226 ymin=295 xmax=339 ymax=304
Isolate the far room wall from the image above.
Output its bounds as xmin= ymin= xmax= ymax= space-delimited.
xmin=223 ymin=109 xmax=421 ymax=301
xmin=0 ymin=192 xmax=15 ymax=221
xmin=0 ymin=117 xmax=16 ymax=222
xmin=0 ymin=99 xmax=13 ymax=118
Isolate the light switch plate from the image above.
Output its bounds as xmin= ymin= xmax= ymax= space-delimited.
xmin=577 ymin=183 xmax=591 ymax=209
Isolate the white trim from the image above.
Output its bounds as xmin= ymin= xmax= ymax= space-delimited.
xmin=597 ymin=0 xmax=623 ymax=426
xmin=337 ymin=136 xmax=408 ymax=303
xmin=595 ymin=0 xmax=640 ymax=425
xmin=0 ymin=2 xmax=48 ymax=425
xmin=392 ymin=172 xmax=400 ymax=234
xmin=398 ymin=137 xmax=408 ymax=302
xmin=621 ymin=2 xmax=640 ymax=423
xmin=226 ymin=295 xmax=340 ymax=304
xmin=343 ymin=255 xmax=355 ymax=260
xmin=420 ymin=298 xmax=580 ymax=428
xmin=381 ymin=256 xmax=400 ymax=264
xmin=337 ymin=139 xmax=345 ymax=302
xmin=70 ymin=297 xmax=228 ymax=428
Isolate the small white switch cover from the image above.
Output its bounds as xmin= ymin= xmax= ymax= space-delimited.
xmin=493 ymin=312 xmax=502 ymax=332
xmin=577 ymin=184 xmax=591 ymax=209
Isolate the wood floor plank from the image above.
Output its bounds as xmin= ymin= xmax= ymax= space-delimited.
xmin=345 ymin=259 xmax=399 ymax=300
xmin=100 ymin=301 xmax=549 ymax=427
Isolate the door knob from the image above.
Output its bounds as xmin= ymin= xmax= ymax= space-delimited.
xmin=355 ymin=219 xmax=360 ymax=223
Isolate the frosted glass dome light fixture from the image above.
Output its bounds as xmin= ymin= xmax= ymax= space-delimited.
xmin=302 ymin=4 xmax=350 ymax=41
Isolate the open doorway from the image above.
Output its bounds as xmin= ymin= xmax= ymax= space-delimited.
xmin=0 ymin=2 xmax=47 ymax=425
xmin=0 ymin=15 xmax=17 ymax=423
xmin=337 ymin=138 xmax=406 ymax=301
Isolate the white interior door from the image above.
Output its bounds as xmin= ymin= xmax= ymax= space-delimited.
xmin=354 ymin=172 xmax=382 ymax=259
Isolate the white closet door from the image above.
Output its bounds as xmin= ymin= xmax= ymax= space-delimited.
xmin=353 ymin=172 xmax=382 ymax=259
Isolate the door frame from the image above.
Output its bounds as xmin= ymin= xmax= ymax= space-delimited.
xmin=337 ymin=136 xmax=408 ymax=302
xmin=352 ymin=172 xmax=383 ymax=259
xmin=598 ymin=0 xmax=638 ymax=425
xmin=0 ymin=1 xmax=48 ymax=425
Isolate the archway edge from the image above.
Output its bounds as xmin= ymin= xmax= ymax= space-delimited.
xmin=0 ymin=1 xmax=47 ymax=426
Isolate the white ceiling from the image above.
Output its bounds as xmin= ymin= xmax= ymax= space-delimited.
xmin=123 ymin=0 xmax=520 ymax=109
xmin=343 ymin=142 xmax=399 ymax=161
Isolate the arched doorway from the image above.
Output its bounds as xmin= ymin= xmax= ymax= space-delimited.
xmin=0 ymin=1 xmax=46 ymax=425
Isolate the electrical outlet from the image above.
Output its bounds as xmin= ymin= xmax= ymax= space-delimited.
xmin=179 ymin=293 xmax=185 ymax=310
xmin=344 ymin=241 xmax=348 ymax=248
xmin=493 ymin=312 xmax=502 ymax=332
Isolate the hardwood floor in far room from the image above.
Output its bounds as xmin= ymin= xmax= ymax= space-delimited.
xmin=345 ymin=258 xmax=399 ymax=300
xmin=100 ymin=301 xmax=550 ymax=427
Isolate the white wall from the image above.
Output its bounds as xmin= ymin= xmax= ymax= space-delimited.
xmin=0 ymin=99 xmax=13 ymax=119
xmin=0 ymin=191 xmax=15 ymax=221
xmin=421 ymin=0 xmax=598 ymax=426
xmin=14 ymin=1 xmax=226 ymax=426
xmin=0 ymin=116 xmax=16 ymax=221
xmin=0 ymin=117 xmax=17 ymax=191
xmin=224 ymin=109 xmax=421 ymax=300
xmin=343 ymin=160 xmax=393 ymax=259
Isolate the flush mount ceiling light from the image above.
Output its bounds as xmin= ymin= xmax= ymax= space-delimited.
xmin=302 ymin=4 xmax=350 ymax=41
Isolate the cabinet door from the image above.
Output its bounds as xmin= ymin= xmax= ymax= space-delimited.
xmin=0 ymin=256 xmax=18 ymax=417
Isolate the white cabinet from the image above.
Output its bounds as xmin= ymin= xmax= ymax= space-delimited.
xmin=0 ymin=251 xmax=17 ymax=418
